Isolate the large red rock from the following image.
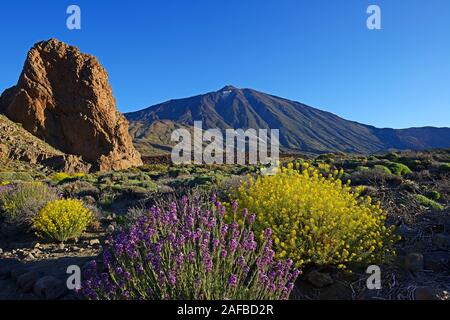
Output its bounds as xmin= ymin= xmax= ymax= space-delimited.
xmin=0 ymin=38 xmax=142 ymax=171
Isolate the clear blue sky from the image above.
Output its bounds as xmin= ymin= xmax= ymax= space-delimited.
xmin=0 ymin=0 xmax=449 ymax=129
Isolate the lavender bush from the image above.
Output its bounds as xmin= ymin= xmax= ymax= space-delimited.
xmin=0 ymin=181 xmax=59 ymax=226
xmin=80 ymin=195 xmax=299 ymax=300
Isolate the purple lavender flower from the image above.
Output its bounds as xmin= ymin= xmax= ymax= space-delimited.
xmin=231 ymin=200 xmax=238 ymax=211
xmin=228 ymin=274 xmax=237 ymax=287
xmin=264 ymin=228 xmax=273 ymax=240
xmin=79 ymin=195 xmax=299 ymax=300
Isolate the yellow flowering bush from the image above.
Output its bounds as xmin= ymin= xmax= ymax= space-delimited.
xmin=228 ymin=163 xmax=397 ymax=269
xmin=33 ymin=199 xmax=93 ymax=242
xmin=51 ymin=172 xmax=86 ymax=184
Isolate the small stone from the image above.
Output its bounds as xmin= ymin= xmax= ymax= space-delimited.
xmin=26 ymin=252 xmax=36 ymax=260
xmin=432 ymin=234 xmax=450 ymax=250
xmin=404 ymin=253 xmax=424 ymax=272
xmin=58 ymin=243 xmax=65 ymax=250
xmin=33 ymin=242 xmax=41 ymax=249
xmin=17 ymin=271 xmax=40 ymax=292
xmin=306 ymin=270 xmax=334 ymax=288
xmin=89 ymin=239 xmax=101 ymax=247
xmin=415 ymin=287 xmax=439 ymax=300
xmin=0 ymin=248 xmax=3 ymax=254
xmin=34 ymin=276 xmax=67 ymax=300
xmin=106 ymin=224 xmax=115 ymax=233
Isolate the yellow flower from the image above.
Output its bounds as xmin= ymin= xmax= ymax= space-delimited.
xmin=227 ymin=162 xmax=397 ymax=269
xmin=33 ymin=199 xmax=93 ymax=242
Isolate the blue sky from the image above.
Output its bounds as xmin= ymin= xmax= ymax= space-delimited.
xmin=0 ymin=0 xmax=449 ymax=128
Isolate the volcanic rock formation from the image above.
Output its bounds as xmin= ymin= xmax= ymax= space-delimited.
xmin=0 ymin=39 xmax=142 ymax=171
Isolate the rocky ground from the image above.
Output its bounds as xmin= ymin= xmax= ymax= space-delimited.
xmin=0 ymin=150 xmax=449 ymax=300
xmin=0 ymin=225 xmax=104 ymax=300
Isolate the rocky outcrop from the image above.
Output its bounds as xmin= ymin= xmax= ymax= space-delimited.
xmin=0 ymin=114 xmax=90 ymax=173
xmin=0 ymin=38 xmax=142 ymax=171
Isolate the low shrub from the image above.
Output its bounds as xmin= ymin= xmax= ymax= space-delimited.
xmin=350 ymin=168 xmax=402 ymax=186
xmin=387 ymin=162 xmax=412 ymax=176
xmin=373 ymin=165 xmax=392 ymax=175
xmin=426 ymin=191 xmax=441 ymax=201
xmin=0 ymin=181 xmax=59 ymax=225
xmin=229 ymin=163 xmax=397 ymax=269
xmin=384 ymin=152 xmax=399 ymax=161
xmin=0 ymin=172 xmax=33 ymax=182
xmin=79 ymin=196 xmax=299 ymax=300
xmin=439 ymin=163 xmax=450 ymax=173
xmin=33 ymin=199 xmax=93 ymax=242
xmin=51 ymin=172 xmax=86 ymax=184
xmin=60 ymin=180 xmax=100 ymax=199
xmin=414 ymin=195 xmax=444 ymax=211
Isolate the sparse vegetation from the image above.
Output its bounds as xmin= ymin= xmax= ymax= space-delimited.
xmin=414 ymin=194 xmax=444 ymax=211
xmin=0 ymin=148 xmax=448 ymax=301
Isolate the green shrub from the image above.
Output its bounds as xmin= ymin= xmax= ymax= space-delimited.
xmin=0 ymin=172 xmax=33 ymax=182
xmin=385 ymin=152 xmax=399 ymax=161
xmin=388 ymin=162 xmax=412 ymax=176
xmin=373 ymin=165 xmax=392 ymax=175
xmin=426 ymin=191 xmax=441 ymax=201
xmin=439 ymin=163 xmax=450 ymax=173
xmin=414 ymin=195 xmax=444 ymax=211
xmin=0 ymin=181 xmax=59 ymax=225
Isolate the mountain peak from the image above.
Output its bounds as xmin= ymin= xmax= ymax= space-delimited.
xmin=219 ymin=85 xmax=238 ymax=92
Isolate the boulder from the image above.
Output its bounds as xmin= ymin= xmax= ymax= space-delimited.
xmin=41 ymin=154 xmax=91 ymax=174
xmin=0 ymin=38 xmax=142 ymax=171
xmin=34 ymin=276 xmax=67 ymax=300
xmin=17 ymin=271 xmax=40 ymax=292
xmin=306 ymin=270 xmax=334 ymax=288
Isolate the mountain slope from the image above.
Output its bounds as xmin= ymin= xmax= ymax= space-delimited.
xmin=0 ymin=114 xmax=90 ymax=173
xmin=125 ymin=86 xmax=450 ymax=155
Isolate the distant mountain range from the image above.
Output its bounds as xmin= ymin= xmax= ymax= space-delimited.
xmin=125 ymin=86 xmax=450 ymax=156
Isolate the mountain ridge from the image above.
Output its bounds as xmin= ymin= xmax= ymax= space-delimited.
xmin=125 ymin=86 xmax=450 ymax=156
